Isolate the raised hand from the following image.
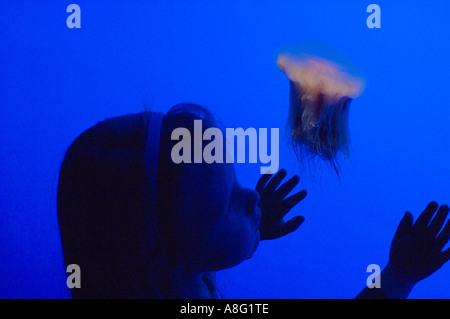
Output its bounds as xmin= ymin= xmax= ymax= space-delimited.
xmin=357 ymin=201 xmax=450 ymax=299
xmin=255 ymin=169 xmax=307 ymax=240
xmin=388 ymin=201 xmax=450 ymax=284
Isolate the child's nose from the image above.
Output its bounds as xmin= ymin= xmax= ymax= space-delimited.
xmin=252 ymin=190 xmax=261 ymax=206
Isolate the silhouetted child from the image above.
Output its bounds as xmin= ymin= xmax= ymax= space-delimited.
xmin=57 ymin=103 xmax=450 ymax=298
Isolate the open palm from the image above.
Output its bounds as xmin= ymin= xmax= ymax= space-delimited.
xmin=256 ymin=169 xmax=307 ymax=240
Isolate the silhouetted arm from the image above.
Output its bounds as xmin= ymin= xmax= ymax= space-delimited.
xmin=357 ymin=202 xmax=450 ymax=299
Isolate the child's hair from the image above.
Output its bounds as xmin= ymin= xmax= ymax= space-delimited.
xmin=57 ymin=103 xmax=217 ymax=298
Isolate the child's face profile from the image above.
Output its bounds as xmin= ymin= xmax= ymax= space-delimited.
xmin=166 ymin=160 xmax=261 ymax=272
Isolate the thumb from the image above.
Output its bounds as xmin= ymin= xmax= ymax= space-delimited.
xmin=280 ymin=216 xmax=305 ymax=237
xmin=392 ymin=211 xmax=413 ymax=242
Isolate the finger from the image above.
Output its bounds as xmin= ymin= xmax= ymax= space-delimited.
xmin=282 ymin=189 xmax=307 ymax=213
xmin=264 ymin=169 xmax=287 ymax=194
xmin=255 ymin=172 xmax=272 ymax=194
xmin=279 ymin=216 xmax=305 ymax=237
xmin=413 ymin=201 xmax=439 ymax=232
xmin=436 ymin=219 xmax=450 ymax=249
xmin=266 ymin=216 xmax=305 ymax=240
xmin=428 ymin=205 xmax=449 ymax=238
xmin=392 ymin=211 xmax=413 ymax=242
xmin=273 ymin=174 xmax=300 ymax=200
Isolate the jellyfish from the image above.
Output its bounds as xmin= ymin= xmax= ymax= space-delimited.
xmin=276 ymin=41 xmax=366 ymax=174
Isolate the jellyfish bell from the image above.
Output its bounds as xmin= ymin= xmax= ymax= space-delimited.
xmin=275 ymin=41 xmax=366 ymax=174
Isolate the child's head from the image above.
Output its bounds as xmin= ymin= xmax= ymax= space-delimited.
xmin=158 ymin=104 xmax=261 ymax=272
xmin=57 ymin=103 xmax=261 ymax=298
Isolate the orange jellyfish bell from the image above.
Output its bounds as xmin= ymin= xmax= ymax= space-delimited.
xmin=275 ymin=41 xmax=366 ymax=174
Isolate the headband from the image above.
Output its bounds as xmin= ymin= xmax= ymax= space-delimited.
xmin=145 ymin=112 xmax=165 ymax=204
xmin=143 ymin=111 xmax=165 ymax=254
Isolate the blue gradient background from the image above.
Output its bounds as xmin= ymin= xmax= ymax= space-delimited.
xmin=1 ymin=1 xmax=449 ymax=298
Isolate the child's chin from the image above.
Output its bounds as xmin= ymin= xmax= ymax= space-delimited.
xmin=254 ymin=230 xmax=260 ymax=249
